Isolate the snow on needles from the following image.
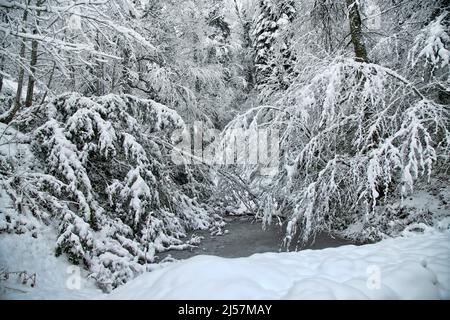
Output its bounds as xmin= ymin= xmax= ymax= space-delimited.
xmin=410 ymin=11 xmax=450 ymax=70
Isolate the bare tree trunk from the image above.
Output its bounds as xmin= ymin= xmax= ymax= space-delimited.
xmin=24 ymin=39 xmax=37 ymax=108
xmin=346 ymin=0 xmax=368 ymax=63
xmin=95 ymin=32 xmax=103 ymax=96
xmin=121 ymin=45 xmax=132 ymax=95
xmin=0 ymin=9 xmax=7 ymax=94
xmin=25 ymin=27 xmax=39 ymax=107
xmin=25 ymin=2 xmax=42 ymax=108
xmin=0 ymin=55 xmax=4 ymax=94
xmin=13 ymin=41 xmax=26 ymax=107
xmin=96 ymin=60 xmax=104 ymax=96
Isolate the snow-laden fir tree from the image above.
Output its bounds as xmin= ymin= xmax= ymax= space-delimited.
xmin=252 ymin=0 xmax=297 ymax=99
xmin=1 ymin=93 xmax=222 ymax=291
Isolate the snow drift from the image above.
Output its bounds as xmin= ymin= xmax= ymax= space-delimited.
xmin=109 ymin=231 xmax=450 ymax=300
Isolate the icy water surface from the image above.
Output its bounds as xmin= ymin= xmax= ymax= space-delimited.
xmin=157 ymin=216 xmax=354 ymax=261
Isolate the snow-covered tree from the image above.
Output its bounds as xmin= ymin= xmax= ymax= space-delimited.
xmin=0 ymin=0 xmax=155 ymax=123
xmin=0 ymin=0 xmax=448 ymax=293
xmin=252 ymin=0 xmax=297 ymax=99
xmin=409 ymin=10 xmax=449 ymax=105
xmin=1 ymin=93 xmax=222 ymax=291
xmin=223 ymin=57 xmax=449 ymax=244
xmin=220 ymin=0 xmax=450 ymax=245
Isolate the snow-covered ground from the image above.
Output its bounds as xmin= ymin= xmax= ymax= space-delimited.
xmin=0 ymin=122 xmax=103 ymax=299
xmin=1 ymin=228 xmax=449 ymax=299
xmin=0 ymin=230 xmax=102 ymax=299
xmin=109 ymin=231 xmax=450 ymax=300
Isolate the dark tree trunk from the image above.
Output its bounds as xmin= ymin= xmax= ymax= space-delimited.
xmin=95 ymin=32 xmax=103 ymax=96
xmin=122 ymin=46 xmax=133 ymax=95
xmin=25 ymin=1 xmax=43 ymax=108
xmin=346 ymin=0 xmax=368 ymax=63
xmin=0 ymin=9 xmax=7 ymax=94
xmin=0 ymin=55 xmax=4 ymax=94
xmin=25 ymin=31 xmax=39 ymax=108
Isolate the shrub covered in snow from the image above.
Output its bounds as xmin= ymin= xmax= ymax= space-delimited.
xmin=1 ymin=93 xmax=219 ymax=291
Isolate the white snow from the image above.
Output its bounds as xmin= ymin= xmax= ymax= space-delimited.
xmin=410 ymin=12 xmax=450 ymax=69
xmin=0 ymin=229 xmax=102 ymax=299
xmin=109 ymin=231 xmax=450 ymax=300
xmin=0 ymin=122 xmax=101 ymax=299
xmin=1 ymin=79 xmax=40 ymax=99
xmin=1 ymin=226 xmax=449 ymax=299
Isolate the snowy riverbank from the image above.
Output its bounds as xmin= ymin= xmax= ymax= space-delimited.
xmin=109 ymin=231 xmax=450 ymax=299
xmin=1 ymin=228 xmax=449 ymax=299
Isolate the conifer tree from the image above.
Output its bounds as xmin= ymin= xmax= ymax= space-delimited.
xmin=252 ymin=0 xmax=297 ymax=98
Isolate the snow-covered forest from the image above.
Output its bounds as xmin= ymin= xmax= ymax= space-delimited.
xmin=0 ymin=0 xmax=449 ymax=299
